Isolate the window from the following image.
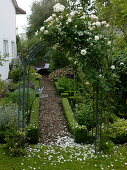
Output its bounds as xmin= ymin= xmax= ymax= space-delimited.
xmin=11 ymin=41 xmax=15 ymax=58
xmin=3 ymin=40 xmax=9 ymax=55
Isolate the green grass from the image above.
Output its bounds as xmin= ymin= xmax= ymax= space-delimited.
xmin=1 ymin=144 xmax=127 ymax=170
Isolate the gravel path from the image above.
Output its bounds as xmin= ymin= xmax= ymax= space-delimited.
xmin=39 ymin=75 xmax=70 ymax=144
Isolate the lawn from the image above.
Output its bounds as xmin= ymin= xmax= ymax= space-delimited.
xmin=1 ymin=143 xmax=127 ymax=170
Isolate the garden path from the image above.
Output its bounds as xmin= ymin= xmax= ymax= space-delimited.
xmin=39 ymin=75 xmax=70 ymax=144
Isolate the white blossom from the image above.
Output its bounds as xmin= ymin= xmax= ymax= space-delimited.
xmin=70 ymin=11 xmax=77 ymax=16
xmin=67 ymin=18 xmax=72 ymax=23
xmin=120 ymin=62 xmax=124 ymax=65
xmin=107 ymin=41 xmax=111 ymax=45
xmin=78 ymin=31 xmax=84 ymax=36
xmin=81 ymin=49 xmax=87 ymax=55
xmin=35 ymin=31 xmax=38 ymax=36
xmin=95 ymin=21 xmax=101 ymax=27
xmin=40 ymin=26 xmax=45 ymax=32
xmin=53 ymin=3 xmax=65 ymax=13
xmin=45 ymin=16 xmax=53 ymax=22
xmin=106 ymin=24 xmax=110 ymax=27
xmin=101 ymin=21 xmax=107 ymax=25
xmin=111 ymin=65 xmax=115 ymax=70
xmin=44 ymin=30 xmax=49 ymax=34
xmin=95 ymin=35 xmax=100 ymax=41
xmin=90 ymin=14 xmax=98 ymax=20
xmin=78 ymin=6 xmax=83 ymax=10
xmin=80 ymin=15 xmax=86 ymax=19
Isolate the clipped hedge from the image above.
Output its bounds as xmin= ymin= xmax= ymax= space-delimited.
xmin=26 ymin=97 xmax=40 ymax=144
xmin=61 ymin=98 xmax=87 ymax=143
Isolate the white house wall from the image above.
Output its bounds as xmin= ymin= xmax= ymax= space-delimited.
xmin=0 ymin=0 xmax=17 ymax=80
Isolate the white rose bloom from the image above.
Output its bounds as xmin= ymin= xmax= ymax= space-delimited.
xmin=40 ymin=26 xmax=45 ymax=32
xmin=90 ymin=14 xmax=98 ymax=20
xmin=111 ymin=65 xmax=115 ymax=70
xmin=120 ymin=62 xmax=124 ymax=65
xmin=95 ymin=35 xmax=100 ymax=41
xmin=85 ymin=82 xmax=90 ymax=85
xmin=45 ymin=16 xmax=53 ymax=22
xmin=52 ymin=14 xmax=56 ymax=17
xmin=107 ymin=41 xmax=111 ymax=45
xmin=78 ymin=6 xmax=83 ymax=10
xmin=80 ymin=15 xmax=86 ymax=19
xmin=81 ymin=49 xmax=87 ymax=55
xmin=35 ymin=31 xmax=38 ymax=36
xmin=102 ymin=21 xmax=107 ymax=25
xmin=106 ymin=24 xmax=110 ymax=27
xmin=53 ymin=3 xmax=65 ymax=13
xmin=44 ymin=30 xmax=49 ymax=34
xmin=75 ymin=25 xmax=77 ymax=28
xmin=78 ymin=31 xmax=84 ymax=36
xmin=67 ymin=18 xmax=72 ymax=23
xmin=70 ymin=11 xmax=77 ymax=16
xmin=95 ymin=21 xmax=101 ymax=27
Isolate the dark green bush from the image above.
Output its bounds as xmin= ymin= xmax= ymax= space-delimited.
xmin=57 ymin=76 xmax=75 ymax=92
xmin=4 ymin=126 xmax=26 ymax=156
xmin=74 ymin=103 xmax=95 ymax=130
xmin=108 ymin=119 xmax=127 ymax=144
xmin=9 ymin=67 xmax=23 ymax=82
xmin=62 ymin=98 xmax=88 ymax=143
xmin=26 ymin=125 xmax=39 ymax=144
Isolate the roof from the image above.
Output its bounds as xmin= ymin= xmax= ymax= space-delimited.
xmin=12 ymin=0 xmax=26 ymax=14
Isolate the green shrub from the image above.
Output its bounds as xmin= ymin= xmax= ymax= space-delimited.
xmin=26 ymin=125 xmax=39 ymax=144
xmin=26 ymin=97 xmax=40 ymax=144
xmin=4 ymin=126 xmax=26 ymax=156
xmin=61 ymin=98 xmax=87 ymax=143
xmin=108 ymin=119 xmax=127 ymax=144
xmin=9 ymin=67 xmax=23 ymax=82
xmin=8 ymin=88 xmax=36 ymax=111
xmin=74 ymin=103 xmax=95 ymax=130
xmin=57 ymin=76 xmax=75 ymax=91
xmin=0 ymin=104 xmax=18 ymax=143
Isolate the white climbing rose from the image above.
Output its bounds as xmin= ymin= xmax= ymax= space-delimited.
xmin=95 ymin=35 xmax=100 ymax=41
xmin=53 ymin=3 xmax=65 ymax=13
xmin=81 ymin=49 xmax=87 ymax=55
xmin=111 ymin=65 xmax=115 ymax=70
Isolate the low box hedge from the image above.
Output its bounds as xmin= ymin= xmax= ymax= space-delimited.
xmin=26 ymin=97 xmax=40 ymax=144
xmin=61 ymin=98 xmax=87 ymax=143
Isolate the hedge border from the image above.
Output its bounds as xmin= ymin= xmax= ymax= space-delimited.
xmin=61 ymin=98 xmax=87 ymax=143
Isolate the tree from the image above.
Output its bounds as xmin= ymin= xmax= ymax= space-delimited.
xmin=96 ymin=0 xmax=127 ymax=46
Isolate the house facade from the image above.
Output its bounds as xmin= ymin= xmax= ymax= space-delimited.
xmin=0 ymin=0 xmax=26 ymax=80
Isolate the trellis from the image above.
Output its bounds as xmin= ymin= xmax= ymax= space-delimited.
xmin=17 ymin=40 xmax=51 ymax=128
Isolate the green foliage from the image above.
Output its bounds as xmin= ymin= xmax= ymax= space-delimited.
xmin=8 ymin=88 xmax=36 ymax=111
xmin=0 ymin=104 xmax=18 ymax=143
xmin=9 ymin=67 xmax=23 ymax=82
xmin=26 ymin=125 xmax=39 ymax=144
xmin=57 ymin=76 xmax=75 ymax=91
xmin=0 ymin=104 xmax=18 ymax=130
xmin=26 ymin=97 xmax=40 ymax=144
xmin=74 ymin=103 xmax=95 ymax=130
xmin=4 ymin=127 xmax=26 ymax=156
xmin=108 ymin=119 xmax=127 ymax=144
xmin=62 ymin=98 xmax=87 ymax=143
xmin=60 ymin=92 xmax=69 ymax=98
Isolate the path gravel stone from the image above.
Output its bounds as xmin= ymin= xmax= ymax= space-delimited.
xmin=39 ymin=75 xmax=70 ymax=145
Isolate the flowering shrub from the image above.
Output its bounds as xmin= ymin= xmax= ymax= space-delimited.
xmin=37 ymin=3 xmax=112 ymax=72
